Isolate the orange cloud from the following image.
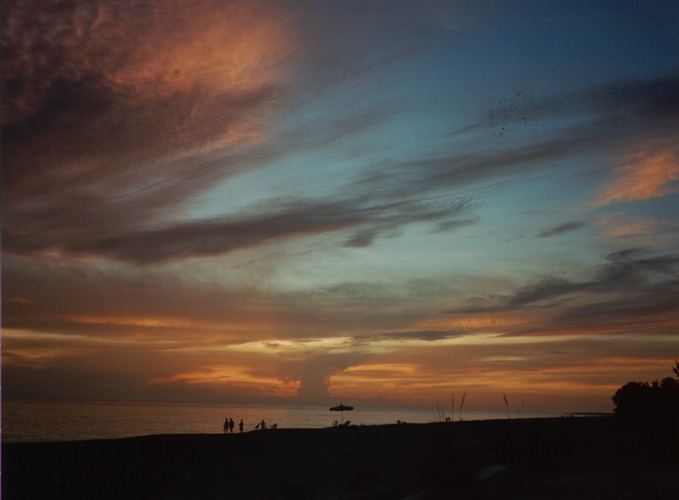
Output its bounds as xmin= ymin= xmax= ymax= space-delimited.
xmin=2 ymin=347 xmax=72 ymax=366
xmin=107 ymin=1 xmax=297 ymax=147
xmin=599 ymin=143 xmax=679 ymax=205
xmin=325 ymin=351 xmax=676 ymax=410
xmin=417 ymin=313 xmax=537 ymax=331
xmin=228 ymin=337 xmax=355 ymax=357
xmin=594 ymin=357 xmax=674 ymax=368
xmin=4 ymin=296 xmax=35 ymax=304
xmin=329 ymin=367 xmax=453 ymax=400
xmin=150 ymin=365 xmax=300 ymax=397
xmin=62 ymin=313 xmax=287 ymax=343
xmin=67 ymin=315 xmax=201 ymax=329
xmin=1 ymin=329 xmax=103 ymax=367
xmin=594 ymin=213 xmax=662 ymax=239
xmin=5 ymin=0 xmax=296 ymax=123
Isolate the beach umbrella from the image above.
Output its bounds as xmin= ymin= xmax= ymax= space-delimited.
xmin=329 ymin=403 xmax=354 ymax=423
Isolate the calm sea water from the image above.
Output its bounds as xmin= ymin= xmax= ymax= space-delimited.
xmin=1 ymin=398 xmax=553 ymax=442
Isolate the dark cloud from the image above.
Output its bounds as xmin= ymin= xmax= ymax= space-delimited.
xmin=449 ymin=249 xmax=679 ymax=338
xmin=591 ymin=249 xmax=679 ymax=289
xmin=359 ymin=139 xmax=566 ymax=198
xmin=4 ymin=194 xmax=472 ymax=264
xmin=553 ymin=286 xmax=679 ymax=331
xmin=538 ymin=221 xmax=586 ymax=238
xmin=505 ymin=277 xmax=579 ymax=308
xmin=61 ymin=201 xmax=370 ymax=265
xmin=341 ymin=198 xmax=472 ymax=249
xmin=354 ymin=330 xmax=464 ymax=342
xmin=452 ymin=249 xmax=679 ymax=315
xmin=2 ymin=98 xmax=414 ymax=264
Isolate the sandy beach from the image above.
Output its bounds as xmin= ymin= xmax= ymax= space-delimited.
xmin=3 ymin=417 xmax=678 ymax=499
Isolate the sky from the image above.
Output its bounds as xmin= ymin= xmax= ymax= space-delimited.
xmin=3 ymin=0 xmax=679 ymax=414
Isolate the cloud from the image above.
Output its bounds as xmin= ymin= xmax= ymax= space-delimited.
xmin=7 ymin=0 xmax=673 ymax=271
xmin=598 ymin=143 xmax=679 ymax=205
xmin=551 ymin=289 xmax=679 ymax=333
xmin=5 ymin=185 xmax=473 ymax=263
xmin=353 ymin=330 xmax=465 ymax=343
xmin=594 ymin=213 xmax=667 ymax=240
xmin=448 ymin=249 xmax=679 ymax=336
xmin=538 ymin=221 xmax=586 ymax=238
xmin=3 ymin=0 xmax=480 ymax=265
xmin=1 ymin=255 xmax=284 ymax=338
xmin=434 ymin=76 xmax=679 ymax=199
xmin=149 ymin=365 xmax=300 ymax=398
xmin=3 ymin=0 xmax=293 ymax=166
xmin=360 ymin=136 xmax=575 ymax=200
xmin=2 ymin=0 xmax=296 ymax=256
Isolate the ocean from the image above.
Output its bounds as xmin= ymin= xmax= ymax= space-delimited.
xmin=1 ymin=398 xmax=554 ymax=442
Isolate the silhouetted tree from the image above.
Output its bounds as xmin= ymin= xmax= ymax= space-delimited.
xmin=612 ymin=363 xmax=679 ymax=427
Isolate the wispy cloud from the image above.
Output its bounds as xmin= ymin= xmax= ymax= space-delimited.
xmin=3 ymin=0 xmax=296 ymax=257
xmin=3 ymin=0 xmax=479 ymax=264
xmin=4 ymin=193 xmax=473 ymax=264
xmin=384 ymin=76 xmax=679 ymax=203
xmin=538 ymin=221 xmax=586 ymax=238
xmin=448 ymin=249 xmax=679 ymax=336
xmin=598 ymin=143 xmax=679 ymax=205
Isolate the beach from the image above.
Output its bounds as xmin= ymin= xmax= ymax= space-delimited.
xmin=3 ymin=417 xmax=678 ymax=499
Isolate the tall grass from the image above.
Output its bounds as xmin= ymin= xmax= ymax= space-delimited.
xmin=436 ymin=390 xmax=468 ymax=422
xmin=435 ymin=399 xmax=445 ymax=422
xmin=459 ymin=391 xmax=467 ymax=421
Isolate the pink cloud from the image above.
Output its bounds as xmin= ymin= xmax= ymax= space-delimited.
xmin=598 ymin=142 xmax=679 ymax=205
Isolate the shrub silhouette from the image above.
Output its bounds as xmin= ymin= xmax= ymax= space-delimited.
xmin=612 ymin=362 xmax=679 ymax=426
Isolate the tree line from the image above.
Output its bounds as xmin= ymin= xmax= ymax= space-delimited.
xmin=612 ymin=361 xmax=679 ymax=426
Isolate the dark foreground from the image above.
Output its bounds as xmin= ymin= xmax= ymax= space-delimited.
xmin=4 ymin=417 xmax=678 ymax=499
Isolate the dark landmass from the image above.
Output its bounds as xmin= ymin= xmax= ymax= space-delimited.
xmin=4 ymin=417 xmax=678 ymax=499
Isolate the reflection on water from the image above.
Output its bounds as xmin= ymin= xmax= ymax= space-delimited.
xmin=2 ymin=398 xmax=555 ymax=442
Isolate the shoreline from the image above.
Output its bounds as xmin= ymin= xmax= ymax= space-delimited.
xmin=2 ymin=397 xmax=565 ymax=443
xmin=4 ymin=417 xmax=678 ymax=498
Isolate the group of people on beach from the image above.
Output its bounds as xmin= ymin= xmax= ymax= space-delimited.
xmin=223 ymin=417 xmax=244 ymax=434
xmin=223 ymin=418 xmax=274 ymax=433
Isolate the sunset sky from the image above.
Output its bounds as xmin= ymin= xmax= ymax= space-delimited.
xmin=3 ymin=0 xmax=679 ymax=414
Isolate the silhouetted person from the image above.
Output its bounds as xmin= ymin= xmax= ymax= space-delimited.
xmin=229 ymin=418 xmax=235 ymax=433
xmin=260 ymin=419 xmax=266 ymax=430
xmin=239 ymin=419 xmax=244 ymax=433
xmin=223 ymin=418 xmax=229 ymax=434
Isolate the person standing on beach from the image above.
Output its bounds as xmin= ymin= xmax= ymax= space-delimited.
xmin=239 ymin=419 xmax=244 ymax=433
xmin=229 ymin=418 xmax=235 ymax=433
xmin=223 ymin=418 xmax=229 ymax=434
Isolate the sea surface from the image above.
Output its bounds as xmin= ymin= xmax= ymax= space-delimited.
xmin=1 ymin=398 xmax=555 ymax=442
